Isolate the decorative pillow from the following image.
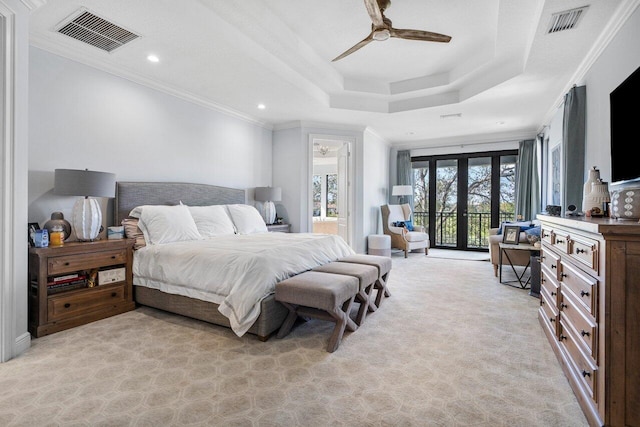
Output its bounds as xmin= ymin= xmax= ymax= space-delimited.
xmin=137 ymin=205 xmax=203 ymax=245
xmin=121 ymin=218 xmax=146 ymax=250
xmin=404 ymin=220 xmax=415 ymax=231
xmin=225 ymin=204 xmax=268 ymax=234
xmin=497 ymin=220 xmax=536 ymax=234
xmin=188 ymin=205 xmax=236 ymax=237
xmin=525 ymin=226 xmax=541 ymax=237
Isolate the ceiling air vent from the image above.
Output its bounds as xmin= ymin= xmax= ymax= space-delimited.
xmin=547 ymin=6 xmax=588 ymax=34
xmin=57 ymin=10 xmax=140 ymax=53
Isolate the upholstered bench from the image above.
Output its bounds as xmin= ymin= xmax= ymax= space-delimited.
xmin=337 ymin=254 xmax=392 ymax=309
xmin=312 ymin=262 xmax=378 ymax=326
xmin=275 ymin=271 xmax=359 ymax=352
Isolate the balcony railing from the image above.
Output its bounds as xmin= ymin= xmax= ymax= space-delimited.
xmin=413 ymin=211 xmax=514 ymax=249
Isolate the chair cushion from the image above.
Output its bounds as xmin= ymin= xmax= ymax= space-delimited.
xmin=405 ymin=231 xmax=428 ymax=242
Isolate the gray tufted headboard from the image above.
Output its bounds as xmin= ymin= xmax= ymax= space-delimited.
xmin=114 ymin=181 xmax=246 ymax=224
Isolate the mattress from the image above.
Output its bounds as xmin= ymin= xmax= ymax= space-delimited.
xmin=133 ymin=232 xmax=354 ymax=336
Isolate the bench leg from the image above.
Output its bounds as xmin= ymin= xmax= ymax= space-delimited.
xmin=327 ymin=296 xmax=355 ymax=352
xmin=276 ymin=303 xmax=298 ymax=339
xmin=355 ymin=283 xmax=374 ymax=325
xmin=374 ymin=274 xmax=392 ymax=307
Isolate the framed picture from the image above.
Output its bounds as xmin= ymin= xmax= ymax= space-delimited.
xmin=503 ymin=225 xmax=520 ymax=245
xmin=28 ymin=222 xmax=40 ymax=247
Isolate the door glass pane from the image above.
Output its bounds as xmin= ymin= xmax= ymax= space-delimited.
xmin=412 ymin=161 xmax=429 ymax=230
xmin=312 ymin=175 xmax=321 ymax=217
xmin=500 ymin=155 xmax=517 ymax=222
xmin=436 ymin=159 xmax=457 ymax=247
xmin=467 ymin=157 xmax=492 ymax=248
xmin=326 ymin=174 xmax=337 ymax=217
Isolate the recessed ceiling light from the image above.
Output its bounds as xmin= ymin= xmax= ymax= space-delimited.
xmin=147 ymin=54 xmax=159 ymax=63
xmin=257 ymin=104 xmax=266 ymax=110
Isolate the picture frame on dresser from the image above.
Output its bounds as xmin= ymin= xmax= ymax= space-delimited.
xmin=502 ymin=225 xmax=520 ymax=245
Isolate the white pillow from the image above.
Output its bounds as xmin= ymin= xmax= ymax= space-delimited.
xmin=226 ymin=204 xmax=268 ymax=234
xmin=137 ymin=205 xmax=203 ymax=245
xmin=188 ymin=205 xmax=236 ymax=237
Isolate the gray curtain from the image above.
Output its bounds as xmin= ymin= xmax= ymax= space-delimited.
xmin=396 ymin=150 xmax=413 ymax=206
xmin=515 ymin=139 xmax=540 ymax=220
xmin=562 ymin=85 xmax=586 ymax=212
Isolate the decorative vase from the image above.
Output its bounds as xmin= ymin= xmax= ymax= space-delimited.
xmin=611 ymin=188 xmax=640 ymax=220
xmin=584 ymin=180 xmax=610 ymax=216
xmin=43 ymin=211 xmax=72 ymax=241
xmin=582 ymin=166 xmax=601 ymax=212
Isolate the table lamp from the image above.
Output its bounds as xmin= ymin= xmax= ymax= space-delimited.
xmin=392 ymin=185 xmax=412 ymax=204
xmin=255 ymin=186 xmax=281 ymax=225
xmin=54 ymin=169 xmax=116 ymax=241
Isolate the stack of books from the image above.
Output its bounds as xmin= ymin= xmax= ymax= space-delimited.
xmin=47 ymin=273 xmax=87 ymax=294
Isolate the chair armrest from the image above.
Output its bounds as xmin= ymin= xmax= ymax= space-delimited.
xmin=388 ymin=225 xmax=405 ymax=235
xmin=414 ymin=225 xmax=425 ymax=232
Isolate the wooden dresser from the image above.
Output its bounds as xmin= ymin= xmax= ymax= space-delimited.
xmin=538 ymin=214 xmax=639 ymax=427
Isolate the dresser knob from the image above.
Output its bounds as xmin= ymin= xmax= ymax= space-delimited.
xmin=64 ymin=262 xmax=70 ymax=266
xmin=540 ymin=300 xmax=545 ymax=305
xmin=549 ymin=317 xmax=555 ymax=323
xmin=111 ymin=255 xmax=116 ymax=259
xmin=561 ymin=303 xmax=568 ymax=309
xmin=581 ymin=330 xmax=590 ymax=337
xmin=557 ymin=239 xmax=564 ymax=244
xmin=111 ymin=292 xmax=117 ymax=298
xmin=64 ymin=303 xmax=71 ymax=308
xmin=560 ymin=334 xmax=567 ymax=341
xmin=576 ymin=248 xmax=585 ymax=254
xmin=551 ymin=291 xmax=556 ymax=296
xmin=561 ymin=273 xmax=567 ymax=278
xmin=580 ymin=290 xmax=590 ymax=297
xmin=551 ymin=264 xmax=557 ymax=269
xmin=582 ymin=370 xmax=591 ymax=378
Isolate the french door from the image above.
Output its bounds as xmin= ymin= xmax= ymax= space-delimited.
xmin=412 ymin=150 xmax=518 ymax=251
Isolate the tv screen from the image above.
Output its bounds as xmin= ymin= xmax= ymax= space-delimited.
xmin=610 ymin=65 xmax=640 ymax=185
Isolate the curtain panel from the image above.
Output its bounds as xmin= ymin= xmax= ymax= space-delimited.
xmin=562 ymin=85 xmax=587 ymax=212
xmin=515 ymin=139 xmax=540 ymax=221
xmin=396 ymin=150 xmax=413 ymax=206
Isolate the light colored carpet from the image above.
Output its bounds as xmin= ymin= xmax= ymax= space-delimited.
xmin=420 ymin=249 xmax=490 ymax=261
xmin=0 ymin=256 xmax=587 ymax=427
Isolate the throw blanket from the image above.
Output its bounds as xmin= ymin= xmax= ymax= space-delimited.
xmin=133 ymin=232 xmax=354 ymax=336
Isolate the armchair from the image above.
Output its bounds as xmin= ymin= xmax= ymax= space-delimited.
xmin=488 ymin=226 xmax=534 ymax=277
xmin=381 ymin=204 xmax=429 ymax=258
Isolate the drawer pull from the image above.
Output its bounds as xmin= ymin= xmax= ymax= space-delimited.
xmin=551 ymin=264 xmax=557 ymax=269
xmin=551 ymin=291 xmax=556 ymax=296
xmin=64 ymin=262 xmax=70 ymax=266
xmin=561 ymin=303 xmax=568 ymax=309
xmin=560 ymin=334 xmax=567 ymax=341
xmin=540 ymin=300 xmax=545 ymax=305
xmin=556 ymin=239 xmax=564 ymax=244
xmin=582 ymin=370 xmax=591 ymax=378
xmin=576 ymin=248 xmax=586 ymax=254
xmin=549 ymin=317 xmax=555 ymax=323
xmin=64 ymin=303 xmax=71 ymax=308
xmin=561 ymin=273 xmax=567 ymax=278
xmin=111 ymin=292 xmax=117 ymax=298
xmin=111 ymin=255 xmax=116 ymax=259
xmin=580 ymin=290 xmax=590 ymax=297
xmin=543 ymin=233 xmax=549 ymax=238
xmin=581 ymin=330 xmax=590 ymax=337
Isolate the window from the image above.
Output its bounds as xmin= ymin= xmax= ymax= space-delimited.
xmin=326 ymin=174 xmax=337 ymax=217
xmin=312 ymin=175 xmax=321 ymax=217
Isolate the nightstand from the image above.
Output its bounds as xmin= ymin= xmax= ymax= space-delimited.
xmin=28 ymin=239 xmax=136 ymax=338
xmin=267 ymin=223 xmax=291 ymax=233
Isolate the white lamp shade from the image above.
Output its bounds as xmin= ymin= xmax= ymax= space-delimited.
xmin=392 ymin=185 xmax=413 ymax=196
xmin=72 ymin=197 xmax=102 ymax=241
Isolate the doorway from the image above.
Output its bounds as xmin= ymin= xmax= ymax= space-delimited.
xmin=310 ymin=136 xmax=352 ymax=246
xmin=412 ymin=150 xmax=518 ymax=251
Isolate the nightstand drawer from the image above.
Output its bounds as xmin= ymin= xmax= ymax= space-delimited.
xmin=48 ymin=284 xmax=126 ymax=322
xmin=48 ymin=249 xmax=127 ymax=275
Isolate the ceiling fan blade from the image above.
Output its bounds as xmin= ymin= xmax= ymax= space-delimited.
xmin=332 ymin=33 xmax=374 ymax=62
xmin=363 ymin=0 xmax=385 ymax=27
xmin=390 ymin=28 xmax=452 ymax=43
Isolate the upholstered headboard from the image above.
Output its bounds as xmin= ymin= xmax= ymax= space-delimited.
xmin=114 ymin=181 xmax=246 ymax=224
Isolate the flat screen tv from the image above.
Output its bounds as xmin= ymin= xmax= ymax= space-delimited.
xmin=610 ymin=65 xmax=640 ymax=186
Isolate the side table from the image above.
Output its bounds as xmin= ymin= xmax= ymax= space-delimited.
xmin=498 ymin=242 xmax=540 ymax=289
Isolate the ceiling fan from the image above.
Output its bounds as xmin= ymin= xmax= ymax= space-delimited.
xmin=332 ymin=0 xmax=452 ymax=62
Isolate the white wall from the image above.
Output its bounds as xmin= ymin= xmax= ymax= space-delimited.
xmin=582 ymin=5 xmax=640 ymax=184
xmin=362 ymin=129 xmax=390 ymax=243
xmin=28 ymin=47 xmax=273 ymax=229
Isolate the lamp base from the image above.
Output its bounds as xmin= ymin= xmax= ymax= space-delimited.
xmin=72 ymin=197 xmax=102 ymax=241
xmin=262 ymin=201 xmax=276 ymax=225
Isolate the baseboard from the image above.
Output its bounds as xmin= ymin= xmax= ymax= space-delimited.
xmin=14 ymin=332 xmax=31 ymax=358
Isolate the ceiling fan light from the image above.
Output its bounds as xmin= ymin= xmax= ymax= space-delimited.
xmin=373 ymin=29 xmax=390 ymax=41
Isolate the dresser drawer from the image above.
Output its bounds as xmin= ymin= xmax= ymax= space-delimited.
xmin=560 ymin=289 xmax=597 ymax=361
xmin=540 ymin=249 xmax=560 ymax=280
xmin=552 ymin=230 xmax=570 ymax=254
xmin=48 ymin=249 xmax=127 ymax=276
xmin=568 ymin=235 xmax=598 ymax=275
xmin=559 ymin=260 xmax=598 ymax=318
xmin=47 ymin=284 xmax=126 ymax=322
xmin=541 ymin=226 xmax=554 ymax=245
xmin=540 ymin=288 xmax=559 ymax=337
xmin=541 ymin=266 xmax=559 ymax=306
xmin=559 ymin=320 xmax=598 ymax=402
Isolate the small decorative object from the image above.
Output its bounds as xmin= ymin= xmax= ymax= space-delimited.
xmin=254 ymin=186 xmax=282 ymax=225
xmin=526 ymin=233 xmax=540 ymax=245
xmin=502 ymin=225 xmax=520 ymax=245
xmin=43 ymin=211 xmax=71 ymax=241
xmin=545 ymin=205 xmax=562 ymax=216
xmin=54 ymin=169 xmax=116 ymax=241
xmin=87 ymin=269 xmax=98 ymax=288
xmin=107 ymin=226 xmax=125 ymax=240
xmin=582 ymin=166 xmax=602 ymax=213
xmin=28 ymin=222 xmax=40 ymax=247
xmin=34 ymin=228 xmax=49 ymax=248
xmin=49 ymin=225 xmax=65 ymax=247
xmin=584 ymin=178 xmax=610 ymax=215
xmin=611 ymin=187 xmax=640 ymax=220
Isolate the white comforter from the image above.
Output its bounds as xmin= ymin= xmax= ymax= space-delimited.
xmin=133 ymin=232 xmax=354 ymax=336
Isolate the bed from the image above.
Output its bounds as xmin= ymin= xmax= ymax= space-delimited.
xmin=114 ymin=181 xmax=355 ymax=340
